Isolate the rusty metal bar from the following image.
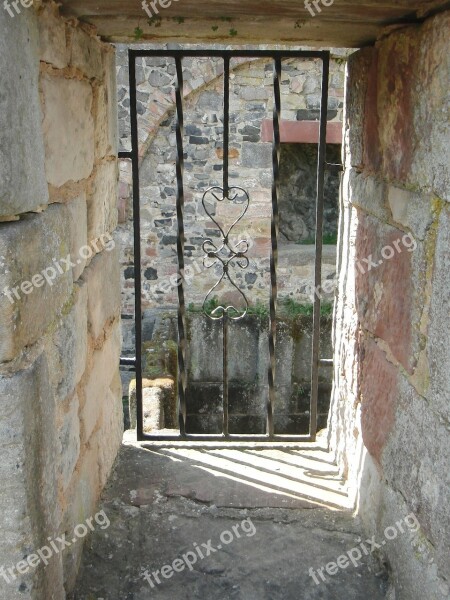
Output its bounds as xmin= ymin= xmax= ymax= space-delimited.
xmin=310 ymin=52 xmax=330 ymax=441
xmin=174 ymin=56 xmax=188 ymax=437
xmin=267 ymin=57 xmax=282 ymax=438
xmin=128 ymin=51 xmax=144 ymax=440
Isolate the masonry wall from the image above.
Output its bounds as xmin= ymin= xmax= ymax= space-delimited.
xmin=0 ymin=4 xmax=122 ymax=598
xmin=329 ymin=11 xmax=450 ymax=599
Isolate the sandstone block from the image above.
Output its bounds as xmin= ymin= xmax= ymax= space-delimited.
xmin=0 ymin=205 xmax=73 ymax=363
xmin=58 ymin=394 xmax=81 ymax=491
xmin=69 ymin=28 xmax=103 ymax=80
xmin=67 ymin=194 xmax=88 ymax=281
xmin=82 ymin=244 xmax=121 ymax=340
xmin=44 ymin=282 xmax=88 ymax=402
xmin=38 ymin=4 xmax=68 ymax=69
xmin=98 ymin=370 xmax=124 ymax=487
xmin=41 ymin=75 xmax=94 ymax=188
xmin=94 ymin=49 xmax=118 ymax=159
xmin=0 ymin=11 xmax=48 ymax=218
xmin=87 ymin=161 xmax=119 ymax=242
xmin=129 ymin=378 xmax=176 ymax=431
xmin=82 ymin=322 xmax=121 ymax=442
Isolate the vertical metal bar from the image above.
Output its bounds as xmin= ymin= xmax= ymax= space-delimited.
xmin=128 ymin=51 xmax=144 ymax=441
xmin=223 ymin=56 xmax=230 ymax=198
xmin=222 ymin=315 xmax=229 ymax=436
xmin=174 ymin=57 xmax=188 ymax=437
xmin=310 ymin=52 xmax=330 ymax=441
xmin=267 ymin=57 xmax=282 ymax=438
xmin=222 ymin=56 xmax=230 ymax=436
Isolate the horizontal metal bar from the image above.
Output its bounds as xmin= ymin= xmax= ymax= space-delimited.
xmin=120 ymin=357 xmax=136 ymax=368
xmin=319 ymin=359 xmax=334 ymax=367
xmin=129 ymin=50 xmax=329 ymax=60
xmin=118 ymin=151 xmax=133 ymax=159
xmin=138 ymin=433 xmax=314 ymax=442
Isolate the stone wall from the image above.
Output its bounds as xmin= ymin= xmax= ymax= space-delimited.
xmin=116 ymin=47 xmax=345 ymax=318
xmin=329 ymin=11 xmax=450 ymax=600
xmin=0 ymin=4 xmax=121 ymax=598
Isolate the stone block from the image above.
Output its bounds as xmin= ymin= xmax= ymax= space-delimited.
xmin=82 ymin=244 xmax=121 ymax=340
xmin=387 ymin=185 xmax=434 ymax=241
xmin=69 ymin=27 xmax=103 ymax=80
xmin=41 ymin=75 xmax=94 ymax=188
xmin=61 ymin=436 xmax=101 ymax=591
xmin=0 ymin=352 xmax=64 ymax=598
xmin=38 ymin=3 xmax=68 ymax=69
xmin=360 ymin=337 xmax=398 ymax=464
xmin=354 ymin=211 xmax=425 ymax=374
xmin=344 ymin=47 xmax=375 ymax=169
xmin=67 ymin=194 xmax=88 ymax=281
xmin=0 ymin=10 xmax=49 ymax=217
xmin=427 ymin=204 xmax=450 ymax=422
xmin=94 ymin=49 xmax=118 ymax=160
xmin=99 ymin=370 xmax=123 ymax=487
xmin=376 ymin=13 xmax=450 ymax=200
xmin=240 ymin=86 xmax=269 ymax=101
xmin=241 ymin=143 xmax=272 ymax=168
xmin=382 ymin=374 xmax=450 ymax=584
xmin=58 ymin=394 xmax=81 ymax=491
xmin=129 ymin=378 xmax=176 ymax=430
xmin=82 ymin=322 xmax=121 ymax=442
xmin=44 ymin=281 xmax=88 ymax=402
xmin=87 ymin=161 xmax=119 ymax=242
xmin=0 ymin=205 xmax=73 ymax=363
xmin=187 ymin=315 xmax=223 ymax=382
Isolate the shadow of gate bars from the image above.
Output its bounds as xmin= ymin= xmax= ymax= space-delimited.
xmin=119 ymin=48 xmax=337 ymax=442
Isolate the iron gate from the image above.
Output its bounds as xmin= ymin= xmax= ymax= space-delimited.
xmin=119 ymin=49 xmax=337 ymax=442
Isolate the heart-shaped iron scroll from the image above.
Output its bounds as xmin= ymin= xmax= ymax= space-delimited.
xmin=201 ymin=186 xmax=250 ymax=321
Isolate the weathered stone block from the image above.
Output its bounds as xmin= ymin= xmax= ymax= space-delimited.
xmin=99 ymin=370 xmax=123 ymax=487
xmin=0 ymin=205 xmax=73 ymax=363
xmin=360 ymin=337 xmax=398 ymax=464
xmin=387 ymin=185 xmax=434 ymax=241
xmin=41 ymin=75 xmax=94 ymax=188
xmin=38 ymin=3 xmax=68 ymax=69
xmin=87 ymin=161 xmax=119 ymax=242
xmin=0 ymin=352 xmax=64 ymax=598
xmin=81 ymin=322 xmax=121 ymax=442
xmin=61 ymin=435 xmax=101 ymax=591
xmin=94 ymin=49 xmax=118 ymax=159
xmin=82 ymin=244 xmax=121 ymax=340
xmin=0 ymin=10 xmax=49 ymax=217
xmin=129 ymin=378 xmax=176 ymax=431
xmin=344 ymin=47 xmax=376 ymax=169
xmin=241 ymin=143 xmax=272 ymax=168
xmin=427 ymin=204 xmax=450 ymax=422
xmin=69 ymin=27 xmax=103 ymax=80
xmin=67 ymin=194 xmax=88 ymax=281
xmin=382 ymin=374 xmax=450 ymax=584
xmin=354 ymin=211 xmax=425 ymax=374
xmin=58 ymin=394 xmax=81 ymax=491
xmin=240 ymin=86 xmax=268 ymax=101
xmin=44 ymin=281 xmax=88 ymax=402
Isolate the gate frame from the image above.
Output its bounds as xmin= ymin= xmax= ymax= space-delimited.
xmin=119 ymin=48 xmax=336 ymax=443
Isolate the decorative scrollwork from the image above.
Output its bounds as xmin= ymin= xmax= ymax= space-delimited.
xmin=201 ymin=186 xmax=250 ymax=321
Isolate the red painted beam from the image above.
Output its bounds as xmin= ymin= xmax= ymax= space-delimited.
xmin=261 ymin=119 xmax=342 ymax=144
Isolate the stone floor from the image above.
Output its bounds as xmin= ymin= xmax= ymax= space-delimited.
xmin=71 ymin=432 xmax=389 ymax=600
